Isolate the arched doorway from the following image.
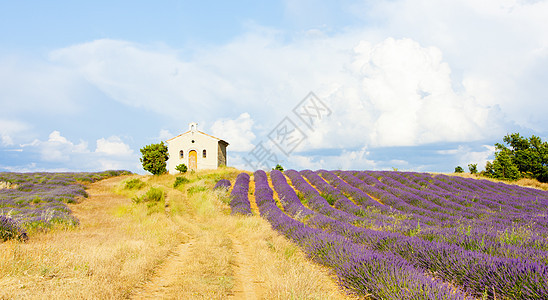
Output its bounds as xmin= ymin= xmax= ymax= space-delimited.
xmin=189 ymin=150 xmax=197 ymax=171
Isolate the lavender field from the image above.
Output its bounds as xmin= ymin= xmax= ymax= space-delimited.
xmin=227 ymin=169 xmax=548 ymax=299
xmin=0 ymin=171 xmax=130 ymax=240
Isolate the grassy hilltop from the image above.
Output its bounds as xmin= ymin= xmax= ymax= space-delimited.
xmin=0 ymin=168 xmax=348 ymax=299
xmin=2 ymin=167 xmax=548 ymax=299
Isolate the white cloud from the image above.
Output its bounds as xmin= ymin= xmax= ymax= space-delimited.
xmin=440 ymin=144 xmax=496 ymax=171
xmin=282 ymin=146 xmax=378 ymax=171
xmin=22 ymin=131 xmax=90 ymax=162
xmin=15 ymin=131 xmax=140 ymax=172
xmin=211 ymin=113 xmax=256 ymax=151
xmin=49 ymin=39 xmax=231 ymax=120
xmin=0 ymin=119 xmax=30 ymax=146
xmin=349 ymin=38 xmax=493 ymax=146
xmin=358 ymin=0 xmax=548 ymax=130
xmin=95 ymin=136 xmax=133 ymax=156
xmin=47 ymin=33 xmax=505 ymax=151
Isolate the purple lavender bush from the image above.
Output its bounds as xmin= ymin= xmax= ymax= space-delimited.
xmin=0 ymin=170 xmax=131 ymax=236
xmin=0 ymin=215 xmax=28 ymax=242
xmin=229 ymin=173 xmax=251 ymax=215
xmin=252 ymin=169 xmax=472 ymax=299
xmin=245 ymin=169 xmax=548 ymax=299
xmin=213 ymin=179 xmax=231 ymax=191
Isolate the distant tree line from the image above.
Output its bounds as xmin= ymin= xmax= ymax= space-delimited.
xmin=455 ymin=133 xmax=548 ymax=183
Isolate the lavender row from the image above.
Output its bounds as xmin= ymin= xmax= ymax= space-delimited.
xmin=270 ymin=170 xmax=548 ymax=299
xmin=284 ymin=169 xmax=374 ymax=225
xmin=229 ymin=173 xmax=252 ymax=215
xmin=353 ymin=171 xmax=518 ymax=228
xmin=401 ymin=172 xmax=548 ymax=229
xmin=352 ymin=171 xmax=548 ymax=231
xmin=341 ymin=171 xmax=548 ymax=250
xmin=254 ymin=170 xmax=469 ymax=299
xmin=324 ymin=170 xmax=443 ymax=225
xmin=367 ymin=171 xmax=486 ymax=218
xmin=410 ymin=172 xmax=538 ymax=213
xmin=288 ymin=170 xmax=417 ymax=232
xmin=315 ymin=170 xmax=548 ymax=263
xmin=213 ymin=179 xmax=231 ymax=191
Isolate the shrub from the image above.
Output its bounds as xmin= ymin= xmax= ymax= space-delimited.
xmin=213 ymin=179 xmax=231 ymax=191
xmin=124 ymin=178 xmax=145 ymax=190
xmin=187 ymin=186 xmax=207 ymax=195
xmin=454 ymin=166 xmax=464 ymax=173
xmin=273 ymin=164 xmax=284 ymax=171
xmin=133 ymin=187 xmax=165 ymax=204
xmin=173 ymin=176 xmax=190 ymax=188
xmin=175 ymin=163 xmax=188 ymax=173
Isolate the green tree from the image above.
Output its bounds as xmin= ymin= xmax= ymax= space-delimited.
xmin=454 ymin=166 xmax=464 ymax=173
xmin=488 ymin=133 xmax=548 ymax=182
xmin=140 ymin=142 xmax=169 ymax=175
xmin=468 ymin=163 xmax=478 ymax=174
xmin=273 ymin=164 xmax=284 ymax=172
xmin=485 ymin=146 xmax=521 ymax=181
xmin=175 ymin=163 xmax=188 ymax=173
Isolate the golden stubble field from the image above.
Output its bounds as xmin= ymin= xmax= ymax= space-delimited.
xmin=0 ymin=168 xmax=352 ymax=299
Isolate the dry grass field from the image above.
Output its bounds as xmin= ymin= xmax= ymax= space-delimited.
xmin=0 ymin=168 xmax=352 ymax=299
xmin=449 ymin=172 xmax=548 ymax=191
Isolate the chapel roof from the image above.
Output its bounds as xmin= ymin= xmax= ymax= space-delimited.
xmin=165 ymin=130 xmax=229 ymax=145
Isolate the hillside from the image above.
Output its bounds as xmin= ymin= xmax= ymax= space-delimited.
xmin=234 ymin=169 xmax=548 ymax=299
xmin=2 ymin=168 xmax=548 ymax=299
xmin=0 ymin=168 xmax=350 ymax=299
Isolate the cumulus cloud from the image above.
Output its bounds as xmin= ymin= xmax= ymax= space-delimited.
xmin=349 ymin=38 xmax=493 ymax=146
xmin=49 ymin=33 xmax=503 ymax=152
xmin=211 ymin=113 xmax=256 ymax=151
xmin=358 ymin=0 xmax=548 ymax=130
xmin=95 ymin=136 xmax=133 ymax=156
xmin=16 ymin=131 xmax=139 ymax=172
xmin=22 ymin=131 xmax=89 ymax=162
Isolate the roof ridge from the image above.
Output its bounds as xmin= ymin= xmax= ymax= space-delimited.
xmin=165 ymin=130 xmax=229 ymax=145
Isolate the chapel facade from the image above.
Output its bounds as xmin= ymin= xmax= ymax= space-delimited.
xmin=166 ymin=122 xmax=228 ymax=174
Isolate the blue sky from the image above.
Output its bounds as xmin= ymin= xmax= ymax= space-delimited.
xmin=1 ymin=0 xmax=547 ymax=174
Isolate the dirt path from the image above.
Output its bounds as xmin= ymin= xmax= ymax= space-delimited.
xmin=82 ymin=176 xmax=198 ymax=299
xmin=131 ymin=238 xmax=196 ymax=299
xmin=126 ymin=173 xmax=352 ymax=299
xmin=228 ymin=234 xmax=264 ymax=300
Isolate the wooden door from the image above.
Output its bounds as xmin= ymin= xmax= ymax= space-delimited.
xmin=189 ymin=150 xmax=197 ymax=171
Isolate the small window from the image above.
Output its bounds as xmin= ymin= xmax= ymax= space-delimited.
xmin=179 ymin=150 xmax=184 ymax=159
xmin=203 ymin=149 xmax=207 ymax=158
